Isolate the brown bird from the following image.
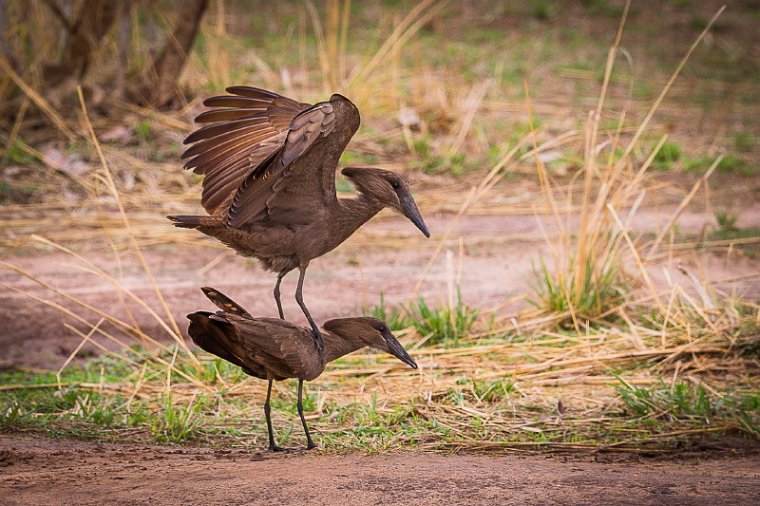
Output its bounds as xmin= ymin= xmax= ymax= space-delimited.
xmin=170 ymin=87 xmax=430 ymax=352
xmin=187 ymin=286 xmax=418 ymax=452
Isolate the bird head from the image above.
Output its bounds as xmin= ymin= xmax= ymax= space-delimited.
xmin=341 ymin=167 xmax=430 ymax=238
xmin=329 ymin=93 xmax=361 ymax=135
xmin=323 ymin=317 xmax=418 ymax=369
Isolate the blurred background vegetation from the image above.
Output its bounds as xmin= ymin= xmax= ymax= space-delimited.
xmin=1 ymin=0 xmax=758 ymax=199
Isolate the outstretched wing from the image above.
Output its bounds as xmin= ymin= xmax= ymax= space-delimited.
xmin=182 ymin=86 xmax=340 ymax=226
xmin=181 ymin=86 xmax=310 ymax=214
xmin=226 ymin=102 xmax=338 ymax=227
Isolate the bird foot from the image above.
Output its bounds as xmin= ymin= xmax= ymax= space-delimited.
xmin=268 ymin=444 xmax=287 ymax=453
xmin=306 ymin=442 xmax=317 ymax=450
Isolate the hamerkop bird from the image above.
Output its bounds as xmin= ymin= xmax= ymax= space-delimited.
xmin=169 ymin=86 xmax=430 ymax=352
xmin=187 ymin=286 xmax=417 ymax=452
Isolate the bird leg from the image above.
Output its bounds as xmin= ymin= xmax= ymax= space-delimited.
xmin=273 ymin=271 xmax=288 ymax=320
xmin=263 ymin=378 xmax=284 ymax=452
xmin=297 ymin=379 xmax=316 ymax=450
xmin=294 ymin=265 xmax=324 ymax=354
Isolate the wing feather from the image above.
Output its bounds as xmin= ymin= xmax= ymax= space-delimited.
xmin=183 ymin=86 xmax=350 ymax=224
xmin=181 ymin=87 xmax=309 ymax=214
xmin=224 ymin=315 xmax=322 ymax=378
xmin=227 ymin=104 xmax=337 ymax=227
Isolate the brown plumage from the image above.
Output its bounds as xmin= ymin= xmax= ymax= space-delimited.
xmin=169 ymin=87 xmax=430 ymax=352
xmin=187 ymin=286 xmax=417 ymax=451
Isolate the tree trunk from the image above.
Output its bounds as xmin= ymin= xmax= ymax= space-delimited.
xmin=42 ymin=0 xmax=119 ymax=86
xmin=145 ymin=0 xmax=208 ymax=107
xmin=114 ymin=1 xmax=132 ymax=100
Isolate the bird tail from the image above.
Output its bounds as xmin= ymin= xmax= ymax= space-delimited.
xmin=187 ymin=311 xmax=246 ymax=369
xmin=167 ymin=215 xmax=218 ymax=229
xmin=200 ymin=286 xmax=253 ymax=318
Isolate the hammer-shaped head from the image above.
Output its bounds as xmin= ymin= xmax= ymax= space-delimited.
xmin=324 ymin=316 xmax=418 ymax=369
xmin=342 ymin=168 xmax=430 ymax=238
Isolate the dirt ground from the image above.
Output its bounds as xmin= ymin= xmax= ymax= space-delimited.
xmin=0 ymin=435 xmax=758 ymax=506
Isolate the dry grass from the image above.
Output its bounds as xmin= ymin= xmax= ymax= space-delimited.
xmin=1 ymin=1 xmax=759 ymax=452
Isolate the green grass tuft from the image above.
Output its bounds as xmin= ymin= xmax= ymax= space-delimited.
xmin=531 ymin=256 xmax=627 ymax=325
xmin=715 ymin=209 xmax=739 ymax=232
xmin=615 ymin=378 xmax=760 ymax=437
xmin=151 ymin=393 xmax=202 ymax=444
xmin=364 ymin=293 xmax=414 ymax=331
xmin=733 ymin=132 xmax=755 ymax=152
xmin=365 ymin=291 xmax=480 ymax=345
xmin=404 ymin=289 xmax=480 ymax=345
xmin=652 ymin=140 xmax=682 ymax=171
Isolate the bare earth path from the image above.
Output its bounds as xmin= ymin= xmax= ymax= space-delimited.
xmin=1 ymin=436 xmax=758 ymax=506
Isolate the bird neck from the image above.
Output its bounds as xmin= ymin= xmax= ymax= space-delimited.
xmin=334 ymin=193 xmax=385 ymax=239
xmin=323 ymin=331 xmax=366 ymax=363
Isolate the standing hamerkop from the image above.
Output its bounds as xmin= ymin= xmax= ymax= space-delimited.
xmin=188 ymin=287 xmax=417 ymax=451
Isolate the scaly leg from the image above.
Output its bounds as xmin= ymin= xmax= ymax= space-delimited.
xmin=263 ymin=378 xmax=284 ymax=452
xmin=294 ymin=266 xmax=324 ymax=354
xmin=297 ymin=379 xmax=316 ymax=450
xmin=273 ymin=271 xmax=288 ymax=320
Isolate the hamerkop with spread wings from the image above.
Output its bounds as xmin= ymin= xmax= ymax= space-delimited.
xmin=187 ymin=287 xmax=417 ymax=451
xmin=170 ymin=87 xmax=430 ymax=352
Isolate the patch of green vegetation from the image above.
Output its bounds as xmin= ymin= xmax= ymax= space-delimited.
xmin=615 ymin=378 xmax=759 ymax=437
xmin=716 ymin=154 xmax=754 ymax=175
xmin=134 ymin=120 xmax=153 ymax=142
xmin=715 ymin=209 xmax=739 ymax=232
xmin=5 ymin=140 xmax=38 ymax=165
xmin=409 ymin=137 xmax=469 ymax=176
xmin=364 ymin=293 xmax=414 ymax=331
xmin=151 ymin=393 xmax=202 ymax=444
xmin=682 ymin=155 xmax=711 ymax=173
xmin=733 ymin=132 xmax=755 ymax=153
xmin=0 ymin=356 xmax=265 ymax=445
xmin=405 ymin=289 xmax=480 ymax=346
xmin=652 ymin=140 xmax=681 ymax=171
xmin=1 ymin=348 xmax=757 ymax=452
xmin=419 ymin=152 xmax=468 ymax=176
xmin=531 ymin=256 xmax=626 ymax=325
xmin=365 ymin=290 xmax=480 ymax=345
xmin=339 ymin=150 xmax=378 ymax=166
xmin=450 ymin=377 xmax=516 ymax=404
xmin=531 ymin=0 xmax=552 ymax=20
xmin=683 ymin=154 xmax=756 ymax=176
xmin=708 ymin=226 xmax=760 ymax=244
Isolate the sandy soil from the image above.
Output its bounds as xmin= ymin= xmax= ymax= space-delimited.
xmin=1 ymin=436 xmax=759 ymax=506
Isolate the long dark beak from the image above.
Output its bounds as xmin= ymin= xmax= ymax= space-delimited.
xmin=399 ymin=193 xmax=430 ymax=238
xmin=385 ymin=334 xmax=418 ymax=369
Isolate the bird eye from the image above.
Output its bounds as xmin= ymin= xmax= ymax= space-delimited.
xmin=378 ymin=325 xmax=388 ymax=333
xmin=390 ymin=181 xmax=400 ymax=190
